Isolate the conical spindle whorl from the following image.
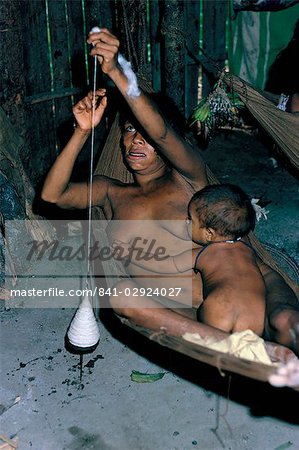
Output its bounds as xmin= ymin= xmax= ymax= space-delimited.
xmin=67 ymin=291 xmax=100 ymax=353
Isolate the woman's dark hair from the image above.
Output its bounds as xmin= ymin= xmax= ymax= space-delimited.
xmin=118 ymin=91 xmax=187 ymax=138
xmin=189 ymin=183 xmax=256 ymax=238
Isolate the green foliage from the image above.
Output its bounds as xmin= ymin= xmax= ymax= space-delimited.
xmin=190 ymin=76 xmax=244 ymax=141
xmin=130 ymin=370 xmax=166 ymax=383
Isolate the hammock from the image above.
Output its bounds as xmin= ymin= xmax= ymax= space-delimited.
xmin=223 ymin=73 xmax=299 ymax=170
xmin=91 ymin=76 xmax=298 ymax=387
xmin=92 ymin=224 xmax=298 ymax=391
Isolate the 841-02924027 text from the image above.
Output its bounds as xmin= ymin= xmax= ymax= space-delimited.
xmin=97 ymin=287 xmax=182 ymax=297
xmin=9 ymin=286 xmax=183 ymax=299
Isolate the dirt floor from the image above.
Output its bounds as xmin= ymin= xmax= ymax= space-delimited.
xmin=1 ymin=127 xmax=299 ymax=450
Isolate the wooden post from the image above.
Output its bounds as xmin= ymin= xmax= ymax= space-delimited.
xmin=47 ymin=0 xmax=73 ymax=152
xmin=0 ymin=0 xmax=27 ymax=142
xmin=202 ymin=0 xmax=227 ymax=98
xmin=19 ymin=0 xmax=57 ymax=188
xmin=149 ymin=0 xmax=161 ymax=91
xmin=67 ymin=0 xmax=89 ymax=96
xmin=84 ymin=0 xmax=115 ymax=93
xmin=184 ymin=0 xmax=200 ymax=119
xmin=84 ymin=0 xmax=114 ymax=32
xmin=116 ymin=0 xmax=150 ymax=79
xmin=161 ymin=0 xmax=185 ymax=115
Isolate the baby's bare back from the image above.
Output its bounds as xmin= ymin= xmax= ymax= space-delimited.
xmin=198 ymin=244 xmax=266 ymax=335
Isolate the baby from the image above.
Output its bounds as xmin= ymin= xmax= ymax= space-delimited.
xmin=113 ymin=183 xmax=266 ymax=335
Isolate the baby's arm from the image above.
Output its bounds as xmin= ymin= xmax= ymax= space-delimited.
xmin=112 ymin=240 xmax=195 ymax=273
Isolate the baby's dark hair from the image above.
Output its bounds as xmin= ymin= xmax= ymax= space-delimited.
xmin=189 ymin=184 xmax=256 ymax=239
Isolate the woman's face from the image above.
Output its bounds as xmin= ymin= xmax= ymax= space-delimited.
xmin=122 ymin=121 xmax=164 ymax=173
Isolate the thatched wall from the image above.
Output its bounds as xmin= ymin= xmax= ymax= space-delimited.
xmin=0 ymin=0 xmax=227 ymax=191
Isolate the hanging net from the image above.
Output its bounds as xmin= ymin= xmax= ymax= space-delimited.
xmin=223 ymin=73 xmax=299 ymax=170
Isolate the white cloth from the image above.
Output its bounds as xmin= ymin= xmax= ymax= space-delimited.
xmin=183 ymin=329 xmax=273 ymax=365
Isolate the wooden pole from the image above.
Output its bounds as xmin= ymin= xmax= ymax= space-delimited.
xmin=20 ymin=0 xmax=57 ymax=187
xmin=117 ymin=0 xmax=150 ymax=79
xmin=149 ymin=0 xmax=161 ymax=91
xmin=202 ymin=0 xmax=227 ymax=98
xmin=84 ymin=0 xmax=114 ymax=32
xmin=161 ymin=0 xmax=185 ymax=115
xmin=0 ymin=0 xmax=27 ymax=140
xmin=85 ymin=0 xmax=114 ymax=85
xmin=184 ymin=0 xmax=200 ymax=118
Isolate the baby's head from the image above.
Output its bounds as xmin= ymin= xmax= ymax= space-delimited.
xmin=188 ymin=184 xmax=256 ymax=243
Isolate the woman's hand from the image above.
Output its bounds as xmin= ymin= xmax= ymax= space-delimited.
xmin=73 ymin=89 xmax=107 ymax=133
xmin=87 ymin=28 xmax=120 ymax=75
